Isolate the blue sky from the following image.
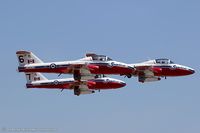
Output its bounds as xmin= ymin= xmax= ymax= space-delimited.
xmin=0 ymin=0 xmax=199 ymax=133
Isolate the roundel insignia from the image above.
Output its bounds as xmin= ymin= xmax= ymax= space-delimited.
xmin=50 ymin=63 xmax=56 ymax=69
xmin=54 ymin=80 xmax=59 ymax=85
xmin=173 ymin=65 xmax=177 ymax=68
xmin=110 ymin=62 xmax=114 ymax=67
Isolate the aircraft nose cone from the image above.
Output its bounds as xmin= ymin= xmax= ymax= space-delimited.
xmin=119 ymin=82 xmax=126 ymax=87
xmin=189 ymin=69 xmax=195 ymax=74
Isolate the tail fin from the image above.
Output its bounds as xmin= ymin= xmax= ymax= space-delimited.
xmin=25 ymin=72 xmax=47 ymax=83
xmin=16 ymin=50 xmax=43 ymax=66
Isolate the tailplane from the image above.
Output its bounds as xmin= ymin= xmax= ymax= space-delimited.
xmin=25 ymin=72 xmax=47 ymax=84
xmin=16 ymin=50 xmax=43 ymax=66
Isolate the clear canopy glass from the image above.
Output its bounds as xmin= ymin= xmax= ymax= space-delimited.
xmin=155 ymin=59 xmax=174 ymax=64
xmin=92 ymin=55 xmax=112 ymax=61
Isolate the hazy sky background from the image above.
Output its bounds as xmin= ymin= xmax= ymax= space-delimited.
xmin=0 ymin=0 xmax=199 ymax=133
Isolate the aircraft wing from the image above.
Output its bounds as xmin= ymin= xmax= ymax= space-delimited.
xmin=67 ymin=63 xmax=98 ymax=80
xmin=78 ymin=84 xmax=95 ymax=95
xmin=134 ymin=65 xmax=162 ymax=83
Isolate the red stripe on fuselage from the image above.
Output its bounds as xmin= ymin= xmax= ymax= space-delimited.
xmin=89 ymin=65 xmax=133 ymax=75
xmin=88 ymin=81 xmax=126 ymax=90
xmin=26 ymin=84 xmax=71 ymax=89
xmin=154 ymin=67 xmax=194 ymax=76
xmin=19 ymin=67 xmax=72 ymax=74
xmin=19 ymin=64 xmax=133 ymax=75
xmin=27 ymin=80 xmax=125 ymax=90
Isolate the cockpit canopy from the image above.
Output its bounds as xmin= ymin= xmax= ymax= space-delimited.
xmin=155 ymin=59 xmax=174 ymax=64
xmin=86 ymin=53 xmax=112 ymax=61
